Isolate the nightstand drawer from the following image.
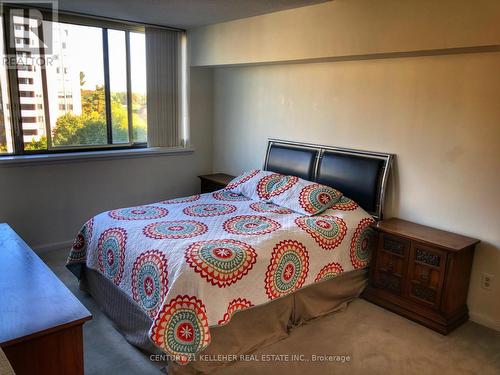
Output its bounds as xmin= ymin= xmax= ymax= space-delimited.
xmin=380 ymin=233 xmax=410 ymax=257
xmin=374 ymin=250 xmax=407 ymax=294
xmin=407 ymin=242 xmax=446 ymax=308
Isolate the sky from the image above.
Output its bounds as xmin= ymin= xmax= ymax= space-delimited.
xmin=49 ymin=21 xmax=146 ymax=94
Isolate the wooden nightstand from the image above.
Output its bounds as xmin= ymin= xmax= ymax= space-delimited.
xmin=364 ymin=218 xmax=479 ymax=334
xmin=198 ymin=173 xmax=235 ymax=193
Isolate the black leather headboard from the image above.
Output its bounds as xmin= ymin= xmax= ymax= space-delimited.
xmin=264 ymin=139 xmax=393 ymax=219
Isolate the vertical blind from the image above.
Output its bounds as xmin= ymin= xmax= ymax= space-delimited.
xmin=145 ymin=27 xmax=184 ymax=148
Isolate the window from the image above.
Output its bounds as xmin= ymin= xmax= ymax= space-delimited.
xmin=0 ymin=7 xmax=148 ymax=155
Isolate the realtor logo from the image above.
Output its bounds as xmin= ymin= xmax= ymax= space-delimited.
xmin=1 ymin=0 xmax=58 ymax=56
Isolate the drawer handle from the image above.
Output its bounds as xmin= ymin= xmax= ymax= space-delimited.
xmin=387 ymin=261 xmax=395 ymax=272
xmin=420 ymin=269 xmax=430 ymax=284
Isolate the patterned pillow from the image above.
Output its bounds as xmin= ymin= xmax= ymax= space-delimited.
xmin=226 ymin=170 xmax=287 ymax=201
xmin=269 ymin=178 xmax=343 ymax=216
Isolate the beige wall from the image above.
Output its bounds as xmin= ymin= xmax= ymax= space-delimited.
xmin=190 ymin=0 xmax=500 ymax=329
xmin=189 ymin=0 xmax=500 ymax=66
xmin=0 ymin=68 xmax=213 ymax=251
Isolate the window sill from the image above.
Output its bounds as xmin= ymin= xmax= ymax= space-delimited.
xmin=0 ymin=147 xmax=195 ymax=166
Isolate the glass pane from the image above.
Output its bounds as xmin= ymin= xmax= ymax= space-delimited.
xmin=0 ymin=15 xmax=13 ymax=153
xmin=13 ymin=15 xmax=48 ymax=151
xmin=130 ymin=32 xmax=147 ymax=143
xmin=108 ymin=29 xmax=129 ymax=144
xmin=44 ymin=21 xmax=107 ymax=147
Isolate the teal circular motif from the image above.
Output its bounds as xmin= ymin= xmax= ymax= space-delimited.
xmin=185 ymin=239 xmax=257 ymax=287
xmin=299 ymin=184 xmax=342 ymax=214
xmin=109 ymin=206 xmax=168 ymax=220
xmin=150 ymin=295 xmax=210 ymax=365
xmin=212 ymin=190 xmax=250 ymax=201
xmin=143 ymin=220 xmax=207 ymax=239
xmin=223 ymin=215 xmax=281 ymax=235
xmin=132 ymin=250 xmax=168 ymax=318
xmin=330 ymin=196 xmax=358 ymax=211
xmin=183 ymin=204 xmax=237 ymax=217
xmin=350 ymin=218 xmax=376 ymax=269
xmin=295 ymin=216 xmax=347 ymax=250
xmin=257 ymin=174 xmax=297 ymax=200
xmin=97 ymin=228 xmax=127 ymax=285
xmin=265 ymin=240 xmax=309 ymax=299
xmin=69 ymin=218 xmax=93 ymax=262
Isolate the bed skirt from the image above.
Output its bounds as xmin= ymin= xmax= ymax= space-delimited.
xmin=80 ymin=267 xmax=368 ymax=374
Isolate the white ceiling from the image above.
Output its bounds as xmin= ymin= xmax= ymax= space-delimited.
xmin=58 ymin=0 xmax=331 ymax=29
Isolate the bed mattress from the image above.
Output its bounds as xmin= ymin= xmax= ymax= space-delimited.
xmin=67 ymin=189 xmax=375 ymax=364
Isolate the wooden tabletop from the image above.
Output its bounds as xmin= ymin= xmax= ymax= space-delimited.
xmin=374 ymin=218 xmax=479 ymax=251
xmin=198 ymin=173 xmax=235 ymax=185
xmin=0 ymin=224 xmax=91 ymax=346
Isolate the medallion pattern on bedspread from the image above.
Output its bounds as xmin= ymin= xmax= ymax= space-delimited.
xmin=257 ymin=174 xmax=298 ymax=200
xmin=299 ymin=183 xmax=343 ymax=215
xmin=330 ymin=196 xmax=359 ymax=211
xmin=223 ymin=215 xmax=281 ymax=236
xmin=150 ymin=295 xmax=210 ymax=365
xmin=185 ymin=239 xmax=257 ymax=288
xmin=97 ymin=227 xmax=127 ymax=285
xmin=218 ymin=298 xmax=254 ymax=325
xmin=315 ymin=262 xmax=344 ymax=282
xmin=265 ymin=240 xmax=309 ymax=299
xmin=132 ymin=250 xmax=169 ymax=318
xmin=108 ymin=206 xmax=168 ymax=221
xmin=66 ymin=187 xmax=376 ymax=365
xmin=295 ymin=216 xmax=347 ymax=250
xmin=68 ymin=218 xmax=93 ymax=263
xmin=212 ymin=190 xmax=250 ymax=201
xmin=350 ymin=218 xmax=376 ymax=269
xmin=143 ymin=220 xmax=208 ymax=239
xmin=183 ymin=203 xmax=237 ymax=217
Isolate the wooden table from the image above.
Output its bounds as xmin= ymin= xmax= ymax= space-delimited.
xmin=0 ymin=223 xmax=92 ymax=375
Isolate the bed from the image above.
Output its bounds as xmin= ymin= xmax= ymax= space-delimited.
xmin=66 ymin=139 xmax=393 ymax=374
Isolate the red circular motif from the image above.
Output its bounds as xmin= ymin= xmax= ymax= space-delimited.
xmin=298 ymin=184 xmax=342 ymax=214
xmin=265 ymin=240 xmax=309 ymax=299
xmin=295 ymin=216 xmax=347 ymax=250
xmin=330 ymin=196 xmax=359 ymax=211
xmin=217 ymin=298 xmax=254 ymax=325
xmin=131 ymin=250 xmax=169 ymax=318
xmin=315 ymin=262 xmax=344 ymax=282
xmin=350 ymin=217 xmax=376 ymax=269
xmin=149 ymin=295 xmax=211 ymax=365
xmin=97 ymin=227 xmax=127 ymax=285
xmin=223 ymin=215 xmax=281 ymax=236
xmin=185 ymin=239 xmax=257 ymax=288
xmin=257 ymin=174 xmax=299 ymax=200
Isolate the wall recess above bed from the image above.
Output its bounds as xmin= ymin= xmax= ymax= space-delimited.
xmin=263 ymin=139 xmax=394 ymax=220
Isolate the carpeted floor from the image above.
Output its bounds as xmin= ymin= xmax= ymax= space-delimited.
xmin=41 ymin=249 xmax=500 ymax=375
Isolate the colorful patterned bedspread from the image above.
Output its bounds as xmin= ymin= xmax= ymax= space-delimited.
xmin=66 ymin=190 xmax=375 ymax=364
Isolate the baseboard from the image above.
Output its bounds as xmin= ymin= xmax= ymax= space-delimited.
xmin=469 ymin=311 xmax=500 ymax=332
xmin=33 ymin=239 xmax=74 ymax=254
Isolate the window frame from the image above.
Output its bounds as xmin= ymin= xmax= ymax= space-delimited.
xmin=0 ymin=5 xmax=148 ymax=156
